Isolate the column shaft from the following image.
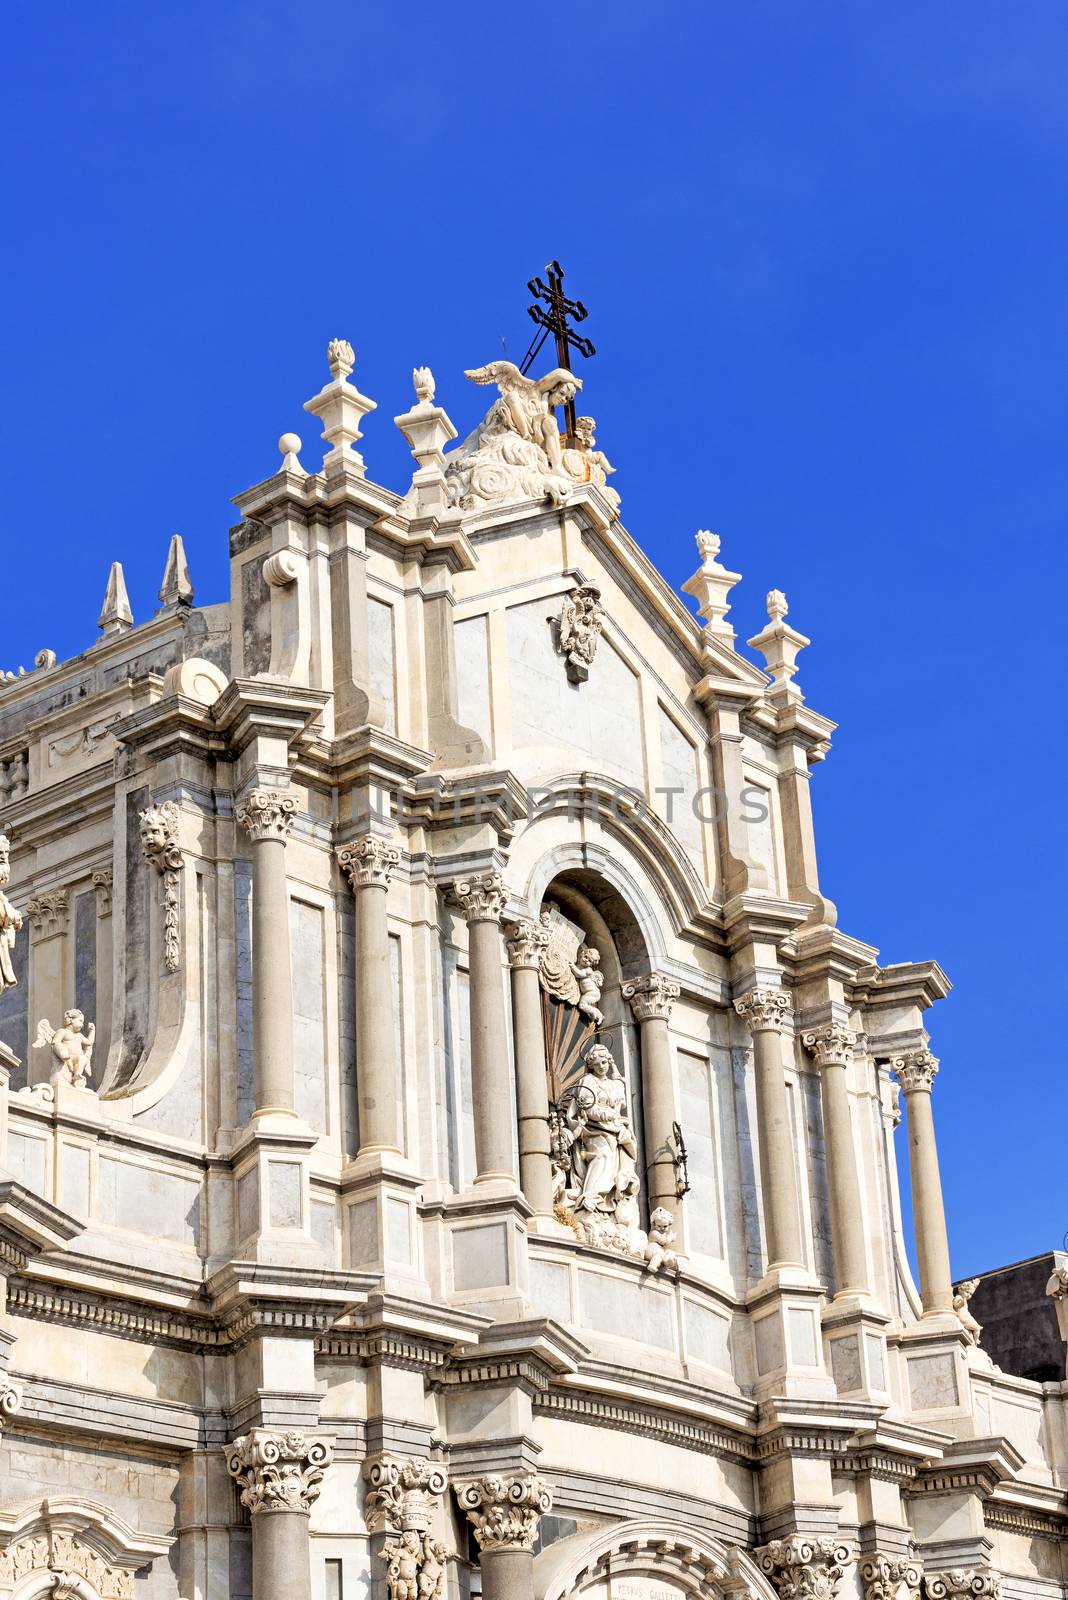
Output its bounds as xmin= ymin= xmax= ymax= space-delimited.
xmin=899 ymin=1063 xmax=953 ymax=1314
xmin=510 ymin=962 xmax=552 ymax=1212
xmin=736 ymin=991 xmax=804 ymax=1271
xmin=481 ymin=1549 xmax=534 ymax=1600
xmin=638 ymin=1014 xmax=677 ymax=1215
xmin=820 ymin=1061 xmax=869 ymax=1295
xmin=252 ymin=1510 xmax=312 ymax=1600
xmin=355 ymin=883 xmax=398 ymax=1152
xmin=251 ymin=836 xmax=295 ymax=1114
xmin=469 ymin=916 xmax=514 ymax=1182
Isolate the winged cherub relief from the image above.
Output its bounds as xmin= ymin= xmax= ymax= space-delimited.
xmin=443 ymin=362 xmax=583 ymax=511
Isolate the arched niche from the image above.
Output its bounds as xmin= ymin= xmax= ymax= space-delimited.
xmin=534 ymin=1519 xmax=779 ymax=1600
xmin=0 ymin=1497 xmax=171 ymax=1600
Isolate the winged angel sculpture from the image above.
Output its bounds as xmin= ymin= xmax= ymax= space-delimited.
xmin=443 ymin=362 xmax=618 ymax=512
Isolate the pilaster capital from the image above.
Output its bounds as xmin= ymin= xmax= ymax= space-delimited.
xmin=338 ymin=836 xmax=401 ymax=890
xmin=453 ymin=1471 xmax=553 ymax=1552
xmin=755 ymin=1536 xmax=857 ymax=1600
xmin=861 ymin=1555 xmax=923 ymax=1600
xmin=26 ymin=888 xmax=68 ymax=936
xmin=224 ymin=1428 xmax=333 ymax=1514
xmin=364 ymin=1453 xmax=448 ymax=1533
xmin=891 ymin=1048 xmax=939 ymax=1095
xmin=622 ymin=972 xmax=681 ymax=1022
xmin=0 ymin=1373 xmax=23 ymax=1432
xmin=925 ymin=1572 xmax=1001 ymax=1600
xmin=734 ymin=987 xmax=793 ymax=1035
xmin=236 ymin=788 xmax=298 ymax=843
xmin=453 ymin=871 xmax=507 ymax=924
xmin=91 ymin=867 xmax=113 ymax=916
xmin=802 ymin=1022 xmax=857 ymax=1068
xmin=504 ymin=916 xmax=550 ymax=970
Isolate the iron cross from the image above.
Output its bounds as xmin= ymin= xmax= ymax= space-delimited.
xmin=520 ymin=259 xmax=596 ymax=445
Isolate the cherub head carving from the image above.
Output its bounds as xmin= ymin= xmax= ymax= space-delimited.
xmin=576 ymin=945 xmax=600 ymax=972
xmin=139 ymin=800 xmax=179 ymax=863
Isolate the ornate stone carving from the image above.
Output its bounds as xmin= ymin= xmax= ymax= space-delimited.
xmin=32 ymin=1009 xmax=95 ymax=1089
xmin=92 ymin=866 xmax=114 ymax=915
xmin=925 ymin=1571 xmax=1001 ymax=1600
xmin=412 ymin=366 xmax=436 ymax=404
xmin=236 ymin=789 xmax=298 ymax=843
xmin=224 ymin=1429 xmax=333 ymax=1514
xmin=1046 ymin=1265 xmax=1068 ymax=1300
xmin=338 ymin=836 xmax=401 ymax=890
xmin=802 ymin=1022 xmax=857 ymax=1067
xmin=364 ymin=1455 xmax=448 ymax=1533
xmin=573 ymin=943 xmax=604 ymax=1027
xmin=860 ymin=1555 xmax=923 ymax=1600
xmin=453 ymin=1471 xmax=553 ymax=1552
xmin=623 ymin=972 xmax=680 ymax=1024
xmin=26 ymin=887 xmax=69 ymax=936
xmin=0 ymin=1532 xmax=134 ymax=1598
xmin=0 ymin=834 xmax=23 ymax=996
xmin=644 ymin=1206 xmax=678 ymax=1273
xmin=453 ymin=870 xmax=507 ymax=923
xmin=381 ymin=1528 xmax=447 ymax=1600
xmin=140 ymin=801 xmax=184 ymax=973
xmin=953 ymin=1277 xmax=983 ymax=1344
xmin=553 ymin=584 xmax=605 ymax=683
xmin=561 ymin=416 xmax=620 ymax=509
xmin=537 ymin=904 xmax=584 ymax=1004
xmin=504 ymin=916 xmax=551 ymax=971
xmin=444 ymin=362 xmax=581 ymax=510
xmin=891 ymin=1048 xmax=939 ymax=1094
xmin=734 ymin=988 xmax=793 ymax=1034
xmin=755 ymin=1536 xmax=857 ymax=1600
xmin=0 ymin=1372 xmax=23 ymax=1429
xmin=328 ymin=338 xmax=356 ymax=377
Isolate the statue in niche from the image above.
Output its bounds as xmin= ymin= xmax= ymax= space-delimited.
xmin=563 ymin=1044 xmax=643 ymax=1257
xmin=0 ymin=835 xmax=22 ymax=996
xmin=571 ymin=943 xmax=604 ymax=1028
xmin=32 ymin=1008 xmax=95 ymax=1089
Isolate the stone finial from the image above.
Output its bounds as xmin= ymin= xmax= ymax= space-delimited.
xmin=235 ymin=789 xmax=298 ymax=843
xmin=98 ymin=561 xmax=133 ymax=636
xmin=734 ymin=987 xmax=793 ymax=1035
xmin=695 ymin=528 xmax=721 ymax=561
xmin=394 ymin=372 xmax=458 ymax=519
xmin=304 ymin=339 xmax=376 ymax=478
xmin=925 ymin=1572 xmax=1001 ymax=1600
xmin=337 ymin=836 xmax=401 ymax=890
xmin=890 ymin=1048 xmax=939 ymax=1095
xmin=453 ymin=871 xmax=507 ymax=924
xmin=225 ymin=1429 xmax=333 ymax=1515
xmin=767 ymin=587 xmax=789 ymax=620
xmin=860 ymin=1555 xmax=923 ymax=1600
xmin=756 ymin=1536 xmax=857 ymax=1600
xmin=158 ymin=534 xmax=194 ymax=608
xmin=412 ymin=366 xmax=436 ymax=404
xmin=748 ymin=586 xmax=810 ymax=705
xmin=681 ymin=530 xmax=743 ymax=641
xmin=802 ymin=1022 xmax=857 ymax=1068
xmin=453 ymin=1472 xmax=553 ymax=1552
xmin=327 ymin=338 xmax=355 ymax=378
xmin=622 ymin=972 xmax=680 ymax=1023
xmin=277 ymin=432 xmax=306 ymax=476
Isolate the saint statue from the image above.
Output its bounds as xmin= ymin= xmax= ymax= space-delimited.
xmin=565 ymin=1044 xmax=639 ymax=1222
xmin=0 ymin=835 xmax=22 ymax=995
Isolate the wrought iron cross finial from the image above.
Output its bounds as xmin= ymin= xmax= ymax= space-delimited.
xmin=520 ymin=260 xmax=596 ymax=445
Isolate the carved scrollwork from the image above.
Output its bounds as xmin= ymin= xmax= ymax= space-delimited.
xmin=925 ymin=1571 xmax=1001 ymax=1600
xmin=802 ymin=1022 xmax=857 ymax=1068
xmin=225 ymin=1429 xmax=333 ymax=1514
xmin=139 ymin=801 xmax=184 ymax=973
xmin=890 ymin=1048 xmax=939 ymax=1095
xmin=453 ymin=1471 xmax=552 ymax=1552
xmin=338 ymin=836 xmax=401 ymax=891
xmin=861 ymin=1555 xmax=923 ymax=1600
xmin=453 ymin=870 xmax=507 ymax=924
xmin=364 ymin=1454 xmax=448 ymax=1534
xmin=756 ymin=1536 xmax=857 ymax=1600
xmin=235 ymin=789 xmax=298 ymax=843
xmin=623 ymin=972 xmax=680 ymax=1024
xmin=504 ymin=915 xmax=550 ymax=971
xmin=734 ymin=988 xmax=793 ymax=1035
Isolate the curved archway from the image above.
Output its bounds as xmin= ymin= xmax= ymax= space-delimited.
xmin=534 ymin=1518 xmax=780 ymax=1600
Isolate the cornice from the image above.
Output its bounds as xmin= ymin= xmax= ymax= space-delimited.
xmin=909 ymin=1438 xmax=1025 ymax=1500
xmin=851 ymin=960 xmax=952 ymax=1013
xmin=210 ymin=677 xmax=330 ymax=758
xmin=535 ymin=1382 xmax=754 ymax=1464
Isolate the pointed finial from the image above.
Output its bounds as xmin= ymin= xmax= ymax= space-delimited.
xmin=98 ymin=562 xmax=133 ymax=636
xmin=327 ymin=338 xmax=355 ymax=379
xmin=159 ymin=534 xmax=194 ymax=608
xmin=413 ymin=366 xmax=436 ymax=405
xmin=278 ymin=433 xmax=306 ymax=476
xmin=766 ymin=588 xmax=788 ymax=621
xmin=304 ymin=340 xmax=376 ymax=479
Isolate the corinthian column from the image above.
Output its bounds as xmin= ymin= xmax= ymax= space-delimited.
xmin=802 ymin=1023 xmax=869 ymax=1297
xmin=236 ymin=790 xmax=298 ymax=1119
xmin=338 ymin=837 xmax=402 ymax=1156
xmin=454 ymin=1471 xmax=552 ymax=1600
xmin=505 ymin=918 xmax=552 ymax=1214
xmin=891 ymin=1048 xmax=953 ymax=1315
xmin=734 ymin=988 xmax=804 ymax=1270
xmin=454 ymin=873 xmax=514 ymax=1185
xmin=225 ymin=1430 xmax=333 ymax=1600
xmin=622 ymin=973 xmax=682 ymax=1218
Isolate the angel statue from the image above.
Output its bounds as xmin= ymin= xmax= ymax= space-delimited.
xmin=572 ymin=944 xmax=604 ymax=1028
xmin=463 ymin=361 xmax=581 ymax=475
xmin=32 ymin=1008 xmax=95 ymax=1089
xmin=0 ymin=835 xmax=22 ymax=996
xmin=444 ymin=362 xmax=583 ymax=511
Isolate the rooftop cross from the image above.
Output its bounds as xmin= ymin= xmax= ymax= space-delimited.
xmin=520 ymin=259 xmax=596 ymax=445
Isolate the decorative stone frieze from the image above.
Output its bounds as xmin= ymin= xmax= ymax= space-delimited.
xmin=554 ymin=583 xmax=605 ymax=683
xmin=891 ymin=1049 xmax=939 ymax=1094
xmin=622 ymin=972 xmax=680 ymax=1022
xmin=453 ymin=1471 xmax=553 ymax=1552
xmin=0 ymin=1533 xmax=133 ymax=1598
xmin=861 ymin=1555 xmax=923 ymax=1600
xmin=225 ymin=1429 xmax=333 ymax=1514
xmin=139 ymin=801 xmax=184 ymax=972
xmin=453 ymin=870 xmax=507 ymax=923
xmin=236 ymin=788 xmax=298 ymax=843
xmin=755 ymin=1536 xmax=857 ymax=1600
xmin=363 ymin=1455 xmax=448 ymax=1534
xmin=802 ymin=1022 xmax=857 ymax=1067
xmin=504 ymin=915 xmax=550 ymax=970
xmin=337 ymin=835 xmax=401 ymax=890
xmin=734 ymin=988 xmax=793 ymax=1034
xmin=91 ymin=866 xmax=113 ymax=915
xmin=925 ymin=1571 xmax=1001 ymax=1600
xmin=26 ymin=887 xmax=69 ymax=936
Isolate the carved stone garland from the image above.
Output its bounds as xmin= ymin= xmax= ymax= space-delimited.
xmin=365 ymin=1455 xmax=449 ymax=1600
xmin=139 ymin=800 xmax=184 ymax=973
xmin=453 ymin=1472 xmax=553 ymax=1553
xmin=225 ymin=1429 xmax=333 ymax=1514
xmin=756 ymin=1536 xmax=858 ymax=1600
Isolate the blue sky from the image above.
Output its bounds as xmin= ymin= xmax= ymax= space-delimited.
xmin=3 ymin=3 xmax=1064 ymax=1275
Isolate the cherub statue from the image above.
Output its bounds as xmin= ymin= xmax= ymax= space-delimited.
xmin=644 ymin=1206 xmax=678 ymax=1274
xmin=571 ymin=944 xmax=604 ymax=1028
xmin=562 ymin=416 xmax=620 ymax=509
xmin=32 ymin=1009 xmax=95 ymax=1089
xmin=416 ymin=1532 xmax=447 ymax=1600
xmin=953 ymin=1277 xmax=983 ymax=1345
xmin=382 ymin=1529 xmax=422 ymax=1600
xmin=0 ymin=835 xmax=22 ymax=996
xmin=463 ymin=361 xmax=581 ymax=475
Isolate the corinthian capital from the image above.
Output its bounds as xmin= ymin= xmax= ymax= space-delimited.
xmin=26 ymin=888 xmax=69 ymax=936
xmin=453 ymin=1471 xmax=552 ymax=1552
xmin=453 ymin=871 xmax=507 ymax=924
xmin=756 ymin=1537 xmax=857 ymax=1600
xmin=504 ymin=916 xmax=550 ymax=970
xmin=364 ymin=1454 xmax=448 ymax=1533
xmin=236 ymin=789 xmax=298 ymax=843
xmin=891 ymin=1048 xmax=939 ymax=1095
xmin=925 ymin=1572 xmax=1001 ymax=1600
xmin=802 ymin=1022 xmax=857 ymax=1068
xmin=861 ymin=1555 xmax=923 ymax=1600
xmin=0 ymin=1374 xmax=22 ymax=1432
xmin=622 ymin=972 xmax=680 ymax=1022
xmin=338 ymin=836 xmax=401 ymax=890
xmin=224 ymin=1429 xmax=333 ymax=1514
xmin=734 ymin=987 xmax=792 ymax=1035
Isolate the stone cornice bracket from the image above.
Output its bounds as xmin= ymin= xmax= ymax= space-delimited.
xmin=139 ymin=801 xmax=184 ymax=973
xmin=26 ymin=888 xmax=69 ymax=937
xmin=337 ymin=836 xmax=401 ymax=890
xmin=91 ymin=867 xmax=113 ymax=916
xmin=734 ymin=987 xmax=793 ymax=1035
xmin=890 ymin=1047 xmax=939 ymax=1095
xmin=504 ymin=916 xmax=550 ymax=970
xmin=224 ymin=1429 xmax=334 ymax=1515
xmin=0 ymin=1373 xmax=23 ymax=1433
xmin=861 ymin=1556 xmax=923 ymax=1600
xmin=453 ymin=1472 xmax=553 ymax=1553
xmin=236 ymin=789 xmax=298 ymax=843
xmin=622 ymin=972 xmax=681 ymax=1022
xmin=925 ymin=1572 xmax=1001 ymax=1600
xmin=755 ymin=1536 xmax=857 ymax=1600
xmin=364 ymin=1455 xmax=448 ymax=1534
xmin=452 ymin=871 xmax=507 ymax=925
xmin=802 ymin=1022 xmax=857 ymax=1068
